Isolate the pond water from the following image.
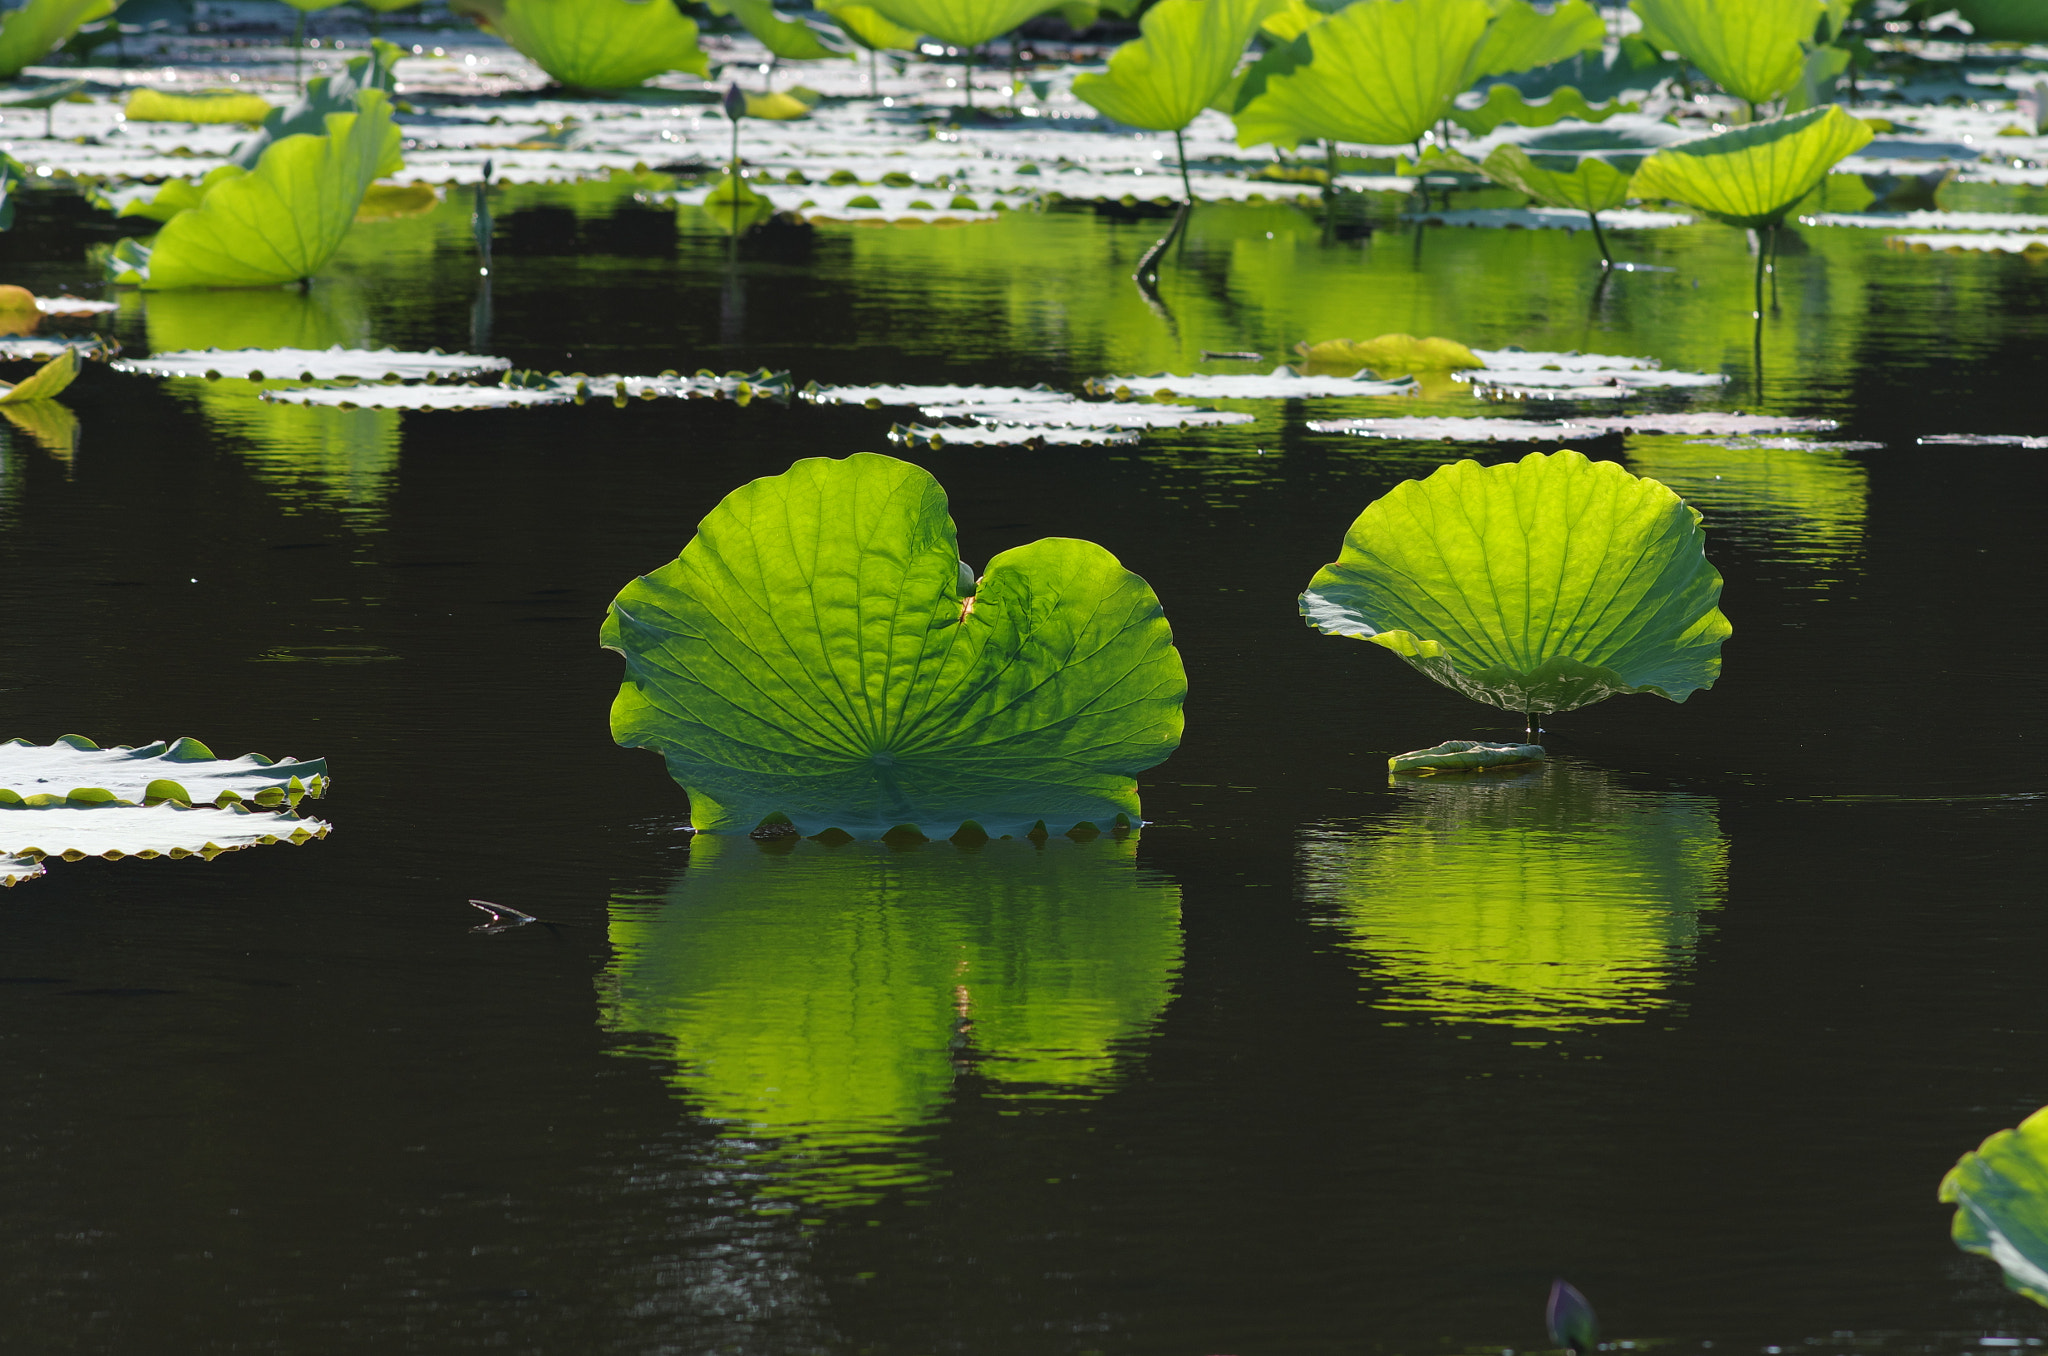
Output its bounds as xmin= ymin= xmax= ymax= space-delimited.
xmin=3 ymin=165 xmax=2047 ymax=1355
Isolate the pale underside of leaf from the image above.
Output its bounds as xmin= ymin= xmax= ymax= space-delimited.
xmin=115 ymin=347 xmax=510 ymax=381
xmin=0 ymin=735 xmax=327 ymax=807
xmin=0 ymin=803 xmax=331 ymax=859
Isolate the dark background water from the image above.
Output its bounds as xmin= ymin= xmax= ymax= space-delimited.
xmin=1 ymin=186 xmax=2045 ymax=1356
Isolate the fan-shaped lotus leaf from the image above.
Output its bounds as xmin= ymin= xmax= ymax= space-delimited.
xmin=711 ymin=0 xmax=850 ymax=60
xmin=231 ymin=39 xmax=401 ymax=172
xmin=1942 ymin=1106 xmax=2048 ymax=1309
xmin=1470 ymin=0 xmax=1604 ymax=79
xmin=1299 ymin=450 xmax=1731 ymax=715
xmin=1631 ymin=105 xmax=1871 ymax=228
xmin=1630 ymin=0 xmax=1821 ymax=107
xmin=1295 ymin=333 xmax=1482 ymax=377
xmin=1481 ymin=144 xmax=1634 ymax=214
xmin=602 ymin=452 xmax=1186 ymax=837
xmin=855 ymin=0 xmax=1065 ymax=47
xmin=0 ymin=0 xmax=116 ymax=80
xmin=1232 ymin=0 xmax=1492 ymax=150
xmin=819 ymin=0 xmax=921 ymax=49
xmin=451 ymin=0 xmax=709 ymax=90
xmin=1073 ymin=0 xmax=1281 ymax=133
xmin=1954 ymin=0 xmax=2048 ymax=41
xmin=1259 ymin=0 xmax=1320 ymax=40
xmin=124 ymin=88 xmax=273 ymax=124
xmin=110 ymin=91 xmax=402 ymax=289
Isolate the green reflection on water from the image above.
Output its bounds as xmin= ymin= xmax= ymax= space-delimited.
xmin=600 ymin=833 xmax=1182 ymax=1205
xmin=1303 ymin=760 xmax=1724 ymax=1029
xmin=1627 ymin=436 xmax=1867 ymax=576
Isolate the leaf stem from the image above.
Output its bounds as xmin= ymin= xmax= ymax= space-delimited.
xmin=1175 ymin=127 xmax=1192 ymax=205
xmin=1588 ymin=210 xmax=1612 ymax=267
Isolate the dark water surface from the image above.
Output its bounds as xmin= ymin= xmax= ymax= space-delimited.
xmin=3 ymin=186 xmax=2046 ymax=1356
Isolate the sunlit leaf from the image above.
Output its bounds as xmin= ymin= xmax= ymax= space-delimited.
xmin=818 ymin=0 xmax=922 ymax=50
xmin=1629 ymin=0 xmax=1822 ymax=107
xmin=0 ymin=0 xmax=116 ymax=80
xmin=710 ymin=0 xmax=851 ymax=59
xmin=1294 ymin=333 xmax=1483 ymax=377
xmin=1481 ymin=144 xmax=1634 ymax=213
xmin=1387 ymin=739 xmax=1545 ymax=774
xmin=1450 ymin=83 xmax=1634 ymax=135
xmin=1073 ymin=0 xmax=1281 ymax=133
xmin=1299 ymin=449 xmax=1731 ymax=714
xmin=231 ymin=39 xmax=402 ymax=173
xmin=1232 ymin=0 xmax=1492 ymax=149
xmin=0 ymin=802 xmax=330 ymax=860
xmin=0 ymin=734 xmax=328 ymax=808
xmin=1941 ymin=1105 xmax=2048 ymax=1310
xmin=602 ymin=452 xmax=1186 ymax=837
xmin=742 ymin=89 xmax=817 ymax=120
xmin=1631 ymin=105 xmax=1873 ymax=228
xmin=450 ymin=0 xmax=710 ymax=90
xmin=854 ymin=0 xmax=1065 ymax=46
xmin=601 ymin=835 xmax=1179 ymax=1205
xmin=1469 ymin=0 xmax=1604 ymax=79
xmin=123 ymin=87 xmax=273 ymax=124
xmin=0 ymin=348 xmax=79 ymax=403
xmin=355 ymin=183 xmax=439 ymax=221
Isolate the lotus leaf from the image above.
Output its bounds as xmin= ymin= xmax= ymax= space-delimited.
xmin=231 ymin=39 xmax=401 ymax=172
xmin=1451 ymin=83 xmax=1633 ymax=135
xmin=853 ymin=0 xmax=1066 ymax=46
xmin=1299 ymin=449 xmax=1731 ymax=715
xmin=1481 ymin=144 xmax=1634 ymax=215
xmin=1294 ymin=333 xmax=1482 ymax=377
xmin=1259 ymin=0 xmax=1320 ymax=40
xmin=118 ymin=165 xmax=245 ymax=224
xmin=354 ymin=183 xmax=439 ymax=222
xmin=0 ymin=734 xmax=327 ymax=807
xmin=259 ymin=384 xmax=569 ymax=411
xmin=124 ymin=88 xmax=273 ymax=124
xmin=1631 ymin=105 xmax=1872 ymax=228
xmin=1302 ymin=760 xmax=1724 ymax=1027
xmin=110 ymin=91 xmax=402 ymax=289
xmin=1953 ymin=0 xmax=2048 ymax=41
xmin=600 ymin=834 xmax=1181 ymax=1204
xmin=0 ymin=802 xmax=329 ymax=860
xmin=1232 ymin=0 xmax=1492 ymax=150
xmin=892 ymin=422 xmax=1138 ymax=448
xmin=710 ymin=0 xmax=850 ymax=60
xmin=1073 ymin=0 xmax=1282 ymax=135
xmin=818 ymin=0 xmax=921 ymax=50
xmin=113 ymin=347 xmax=509 ymax=381
xmin=0 ymin=856 xmax=43 ymax=887
xmin=602 ymin=452 xmax=1186 ymax=838
xmin=450 ymin=0 xmax=710 ymax=90
xmin=742 ymin=89 xmax=817 ymax=120
xmin=1469 ymin=0 xmax=1604 ymax=79
xmin=0 ymin=348 xmax=78 ymax=403
xmin=1085 ymin=370 xmax=1414 ymax=399
xmin=0 ymin=0 xmax=117 ymax=80
xmin=803 ymin=382 xmax=1068 ymax=407
xmin=1388 ymin=740 xmax=1545 ymax=774
xmin=1629 ymin=0 xmax=1820 ymax=109
xmin=1941 ymin=1105 xmax=2048 ymax=1309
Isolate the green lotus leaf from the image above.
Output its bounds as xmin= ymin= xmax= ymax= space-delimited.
xmin=451 ymin=0 xmax=709 ymax=90
xmin=709 ymin=0 xmax=851 ymax=60
xmin=1293 ymin=332 xmax=1482 ymax=377
xmin=818 ymin=0 xmax=922 ymax=49
xmin=854 ymin=0 xmax=1066 ymax=47
xmin=1470 ymin=0 xmax=1604 ymax=79
xmin=0 ymin=0 xmax=117 ymax=80
xmin=1953 ymin=0 xmax=2048 ymax=41
xmin=1299 ymin=449 xmax=1731 ymax=715
xmin=1630 ymin=104 xmax=1872 ymax=229
xmin=1629 ymin=0 xmax=1820 ymax=108
xmin=123 ymin=88 xmax=273 ymax=124
xmin=1480 ymin=144 xmax=1635 ymax=214
xmin=0 ymin=733 xmax=328 ymax=807
xmin=1304 ymin=760 xmax=1724 ymax=1029
xmin=600 ymin=833 xmax=1181 ymax=1204
xmin=0 ymin=348 xmax=80 ymax=404
xmin=1232 ymin=0 xmax=1492 ymax=150
xmin=109 ymin=90 xmax=402 ymax=290
xmin=1387 ymin=739 xmax=1545 ymax=775
xmin=1073 ymin=0 xmax=1281 ymax=133
xmin=602 ymin=452 xmax=1186 ymax=838
xmin=1450 ymin=83 xmax=1633 ymax=135
xmin=231 ymin=38 xmax=401 ymax=172
xmin=1941 ymin=1106 xmax=2048 ymax=1309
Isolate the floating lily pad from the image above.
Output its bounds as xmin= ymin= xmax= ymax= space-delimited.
xmin=803 ymin=382 xmax=1071 ymax=408
xmin=926 ymin=399 xmax=1253 ymax=430
xmin=123 ymin=88 xmax=274 ymax=125
xmin=1803 ymin=210 xmax=2048 ymax=231
xmin=259 ymin=384 xmax=570 ymax=411
xmin=0 ymin=337 xmax=110 ymax=362
xmin=1085 ymin=370 xmax=1415 ymax=399
xmin=890 ymin=422 xmax=1140 ymax=447
xmin=114 ymin=347 xmax=511 ymax=382
xmin=1388 ymin=740 xmax=1547 ymax=774
xmin=1889 ymin=232 xmax=2048 ymax=254
xmin=0 ymin=855 xmax=44 ymax=887
xmin=1305 ymin=416 xmax=1600 ymax=441
xmin=1918 ymin=433 xmax=2048 ymax=447
xmin=0 ymin=802 xmax=330 ymax=860
xmin=34 ymin=295 xmax=116 ymax=317
xmin=1296 ymin=334 xmax=1483 ymax=378
xmin=1459 ymin=367 xmax=1727 ymax=391
xmin=0 ymin=734 xmax=327 ymax=807
xmin=1407 ymin=206 xmax=1693 ymax=230
xmin=1473 ymin=349 xmax=1662 ymax=372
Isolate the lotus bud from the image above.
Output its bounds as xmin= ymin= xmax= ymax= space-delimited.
xmin=722 ymin=82 xmax=746 ymax=121
xmin=1545 ymin=1278 xmax=1598 ymax=1356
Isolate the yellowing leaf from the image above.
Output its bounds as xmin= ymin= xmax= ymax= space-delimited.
xmin=354 ymin=182 xmax=439 ymax=221
xmin=0 ymin=347 xmax=80 ymax=403
xmin=1294 ymin=333 xmax=1482 ymax=377
xmin=744 ymin=90 xmax=815 ymax=119
xmin=123 ymin=88 xmax=273 ymax=124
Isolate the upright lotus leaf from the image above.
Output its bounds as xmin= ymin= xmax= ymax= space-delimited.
xmin=1482 ymin=144 xmax=1635 ymax=214
xmin=1631 ymin=105 xmax=1872 ymax=228
xmin=1301 ymin=761 xmax=1725 ymax=1028
xmin=118 ymin=164 xmax=243 ymax=224
xmin=0 ymin=0 xmax=118 ymax=79
xmin=1630 ymin=0 xmax=1820 ymax=109
xmin=600 ymin=834 xmax=1181 ymax=1204
xmin=110 ymin=90 xmax=402 ymax=289
xmin=1469 ymin=0 xmax=1604 ymax=80
xmin=0 ymin=348 xmax=80 ymax=404
xmin=1941 ymin=1106 xmax=2048 ymax=1309
xmin=710 ymin=0 xmax=851 ymax=60
xmin=450 ymin=0 xmax=709 ymax=90
xmin=231 ymin=38 xmax=401 ymax=172
xmin=1299 ymin=450 xmax=1731 ymax=715
xmin=1232 ymin=0 xmax=1492 ymax=150
xmin=853 ymin=0 xmax=1064 ymax=46
xmin=1073 ymin=0 xmax=1281 ymax=133
xmin=818 ymin=0 xmax=921 ymax=49
xmin=603 ymin=453 xmax=1186 ymax=838
xmin=0 ymin=734 xmax=328 ymax=808
xmin=1954 ymin=0 xmax=2048 ymax=41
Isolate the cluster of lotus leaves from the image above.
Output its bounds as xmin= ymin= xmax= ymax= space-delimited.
xmin=1941 ymin=1105 xmax=2048 ymax=1308
xmin=1300 ymin=450 xmax=1731 ymax=715
xmin=603 ymin=453 xmax=1186 ymax=838
xmin=1632 ymin=105 xmax=1873 ymax=229
xmin=451 ymin=0 xmax=709 ymax=90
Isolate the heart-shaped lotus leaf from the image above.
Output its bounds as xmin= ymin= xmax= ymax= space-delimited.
xmin=600 ymin=833 xmax=1180 ymax=1203
xmin=1954 ymin=0 xmax=2048 ymax=41
xmin=0 ymin=734 xmax=328 ymax=808
xmin=1232 ymin=0 xmax=1492 ymax=149
xmin=1470 ymin=0 xmax=1604 ymax=79
xmin=0 ymin=0 xmax=113 ymax=80
xmin=710 ymin=0 xmax=851 ymax=59
xmin=1073 ymin=0 xmax=1281 ymax=133
xmin=1630 ymin=0 xmax=1818 ymax=107
xmin=109 ymin=90 xmax=404 ymax=289
xmin=818 ymin=0 xmax=922 ymax=50
xmin=1300 ymin=449 xmax=1731 ymax=715
xmin=1388 ymin=740 xmax=1546 ymax=775
xmin=1294 ymin=333 xmax=1482 ymax=377
xmin=124 ymin=88 xmax=273 ymax=124
xmin=1630 ymin=104 xmax=1872 ymax=229
xmin=451 ymin=0 xmax=709 ymax=90
xmin=0 ymin=348 xmax=80 ymax=404
xmin=854 ymin=0 xmax=1065 ymax=46
xmin=1940 ymin=1105 xmax=2048 ymax=1308
xmin=1481 ymin=144 xmax=1635 ymax=214
xmin=603 ymin=452 xmax=1186 ymax=837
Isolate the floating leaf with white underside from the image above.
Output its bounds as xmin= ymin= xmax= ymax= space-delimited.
xmin=114 ymin=348 xmax=508 ymax=382
xmin=1940 ymin=1105 xmax=2048 ymax=1309
xmin=0 ymin=802 xmax=329 ymax=860
xmin=0 ymin=734 xmax=327 ymax=807
xmin=602 ymin=452 xmax=1186 ymax=837
xmin=1300 ymin=449 xmax=1731 ymax=715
